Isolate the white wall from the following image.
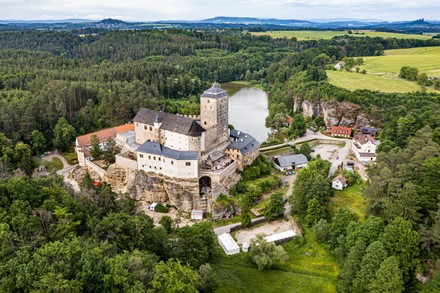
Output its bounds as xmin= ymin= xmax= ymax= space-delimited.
xmin=163 ymin=130 xmax=189 ymax=151
xmin=137 ymin=152 xmax=198 ymax=179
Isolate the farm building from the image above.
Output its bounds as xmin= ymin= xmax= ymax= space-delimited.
xmin=274 ymin=154 xmax=308 ymax=171
xmin=218 ymin=233 xmax=240 ymax=255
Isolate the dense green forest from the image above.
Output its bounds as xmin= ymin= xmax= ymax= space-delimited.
xmin=0 ymin=176 xmax=219 ymax=292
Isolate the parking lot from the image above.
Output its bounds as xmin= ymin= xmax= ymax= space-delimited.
xmin=311 ymin=142 xmax=352 ymax=176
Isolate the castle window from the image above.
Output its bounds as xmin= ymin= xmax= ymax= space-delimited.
xmin=149 ymin=155 xmax=151 ymax=159
xmin=186 ymin=162 xmax=191 ymax=166
xmin=208 ymin=99 xmax=210 ymax=103
xmin=158 ymin=157 xmax=161 ymax=161
xmin=144 ymin=125 xmax=147 ymax=130
xmin=154 ymin=156 xmax=156 ymax=160
xmin=140 ymin=154 xmax=143 ymax=158
xmin=149 ymin=126 xmax=153 ymax=131
xmin=171 ymin=161 xmax=174 ymax=165
xmin=204 ymin=121 xmax=207 ymax=125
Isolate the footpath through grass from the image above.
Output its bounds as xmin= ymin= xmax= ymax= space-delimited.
xmin=329 ymin=184 xmax=366 ymax=221
xmin=252 ymin=30 xmax=432 ymax=41
xmin=212 ymin=228 xmax=338 ymax=293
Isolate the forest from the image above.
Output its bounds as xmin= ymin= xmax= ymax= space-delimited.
xmin=1 ymin=28 xmax=440 ymax=292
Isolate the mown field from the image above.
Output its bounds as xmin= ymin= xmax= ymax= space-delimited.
xmin=212 ymin=229 xmax=338 ymax=293
xmin=327 ymin=46 xmax=440 ymax=93
xmin=326 ymin=70 xmax=435 ymax=93
xmin=362 ymin=46 xmax=440 ymax=78
xmin=252 ymin=30 xmax=432 ymax=41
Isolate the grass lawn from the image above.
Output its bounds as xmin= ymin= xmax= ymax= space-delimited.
xmin=261 ymin=146 xmax=293 ymax=157
xmin=329 ymin=184 xmax=366 ymax=221
xmin=212 ymin=228 xmax=338 ymax=293
xmin=37 ymin=157 xmax=64 ymax=173
xmin=252 ymin=30 xmax=432 ymax=41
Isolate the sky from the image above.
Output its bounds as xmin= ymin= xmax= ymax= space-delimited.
xmin=0 ymin=0 xmax=439 ymax=21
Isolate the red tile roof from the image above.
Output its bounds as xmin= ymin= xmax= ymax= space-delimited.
xmin=76 ymin=124 xmax=133 ymax=147
xmin=327 ymin=126 xmax=352 ymax=135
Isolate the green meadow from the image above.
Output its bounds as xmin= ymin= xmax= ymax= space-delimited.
xmin=212 ymin=229 xmax=338 ymax=293
xmin=327 ymin=46 xmax=440 ymax=93
xmin=252 ymin=30 xmax=432 ymax=41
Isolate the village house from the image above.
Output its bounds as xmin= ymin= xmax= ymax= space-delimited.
xmin=75 ymin=124 xmax=134 ymax=166
xmin=284 ymin=114 xmax=293 ymax=127
xmin=327 ymin=126 xmax=352 ymax=138
xmin=351 ymin=133 xmax=378 ymax=162
xmin=332 ymin=175 xmax=348 ymax=190
xmin=359 ymin=126 xmax=378 ymax=136
xmin=273 ymin=154 xmax=309 ymax=172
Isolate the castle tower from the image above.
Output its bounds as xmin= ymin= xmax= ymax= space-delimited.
xmin=200 ymin=82 xmax=229 ymax=153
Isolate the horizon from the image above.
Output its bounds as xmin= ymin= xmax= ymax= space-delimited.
xmin=0 ymin=16 xmax=438 ymax=23
xmin=1 ymin=0 xmax=439 ymax=22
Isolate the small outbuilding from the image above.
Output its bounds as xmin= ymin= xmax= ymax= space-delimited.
xmin=264 ymin=230 xmax=296 ymax=245
xmin=218 ymin=233 xmax=240 ymax=255
xmin=332 ymin=176 xmax=348 ymax=190
xmin=191 ymin=210 xmax=203 ymax=221
xmin=274 ymin=154 xmax=308 ymax=172
xmin=149 ymin=202 xmax=158 ymax=211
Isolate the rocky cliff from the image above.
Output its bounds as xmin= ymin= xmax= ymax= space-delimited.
xmin=104 ymin=164 xmax=200 ymax=211
xmin=104 ymin=164 xmax=241 ymax=214
xmin=294 ymin=96 xmax=372 ymax=127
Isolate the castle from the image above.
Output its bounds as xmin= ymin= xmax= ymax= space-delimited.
xmin=76 ymin=83 xmax=260 ymax=212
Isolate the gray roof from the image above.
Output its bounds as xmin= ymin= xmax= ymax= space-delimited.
xmin=358 ymin=152 xmax=377 ymax=158
xmin=137 ymin=141 xmax=198 ymax=160
xmin=275 ymin=154 xmax=308 ymax=168
xmin=201 ymin=82 xmax=228 ymax=99
xmin=228 ymin=129 xmax=260 ymax=155
xmin=133 ymin=109 xmax=205 ymax=137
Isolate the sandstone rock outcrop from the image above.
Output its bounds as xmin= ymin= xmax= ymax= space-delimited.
xmin=294 ymin=96 xmax=372 ymax=128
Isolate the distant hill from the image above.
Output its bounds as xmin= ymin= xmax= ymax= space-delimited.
xmin=0 ymin=16 xmax=439 ymax=33
xmin=99 ymin=18 xmax=127 ymax=25
xmin=199 ymin=16 xmax=311 ymax=26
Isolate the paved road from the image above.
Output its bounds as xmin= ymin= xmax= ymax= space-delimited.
xmin=43 ymin=151 xmax=80 ymax=192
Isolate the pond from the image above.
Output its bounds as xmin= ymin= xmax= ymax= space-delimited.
xmin=223 ymin=83 xmax=271 ymax=143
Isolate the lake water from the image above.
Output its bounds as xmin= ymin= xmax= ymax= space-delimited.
xmin=223 ymin=83 xmax=270 ymax=143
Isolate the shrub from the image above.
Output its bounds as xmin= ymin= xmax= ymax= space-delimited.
xmin=155 ymin=203 xmax=169 ymax=213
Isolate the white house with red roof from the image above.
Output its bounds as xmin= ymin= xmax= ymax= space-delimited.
xmin=351 ymin=133 xmax=378 ymax=162
xmin=327 ymin=126 xmax=352 ymax=138
xmin=75 ymin=124 xmax=134 ymax=166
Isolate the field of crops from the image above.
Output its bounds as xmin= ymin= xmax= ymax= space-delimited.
xmin=251 ymin=30 xmax=432 ymax=41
